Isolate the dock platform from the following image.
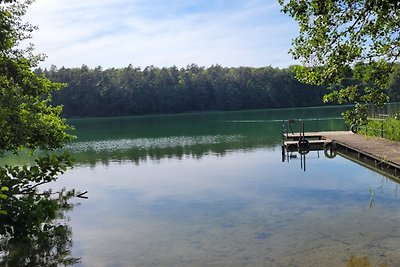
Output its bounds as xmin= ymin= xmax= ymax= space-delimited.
xmin=283 ymin=139 xmax=332 ymax=151
xmin=284 ymin=131 xmax=400 ymax=172
xmin=282 ymin=131 xmax=337 ymax=151
xmin=322 ymin=131 xmax=400 ymax=170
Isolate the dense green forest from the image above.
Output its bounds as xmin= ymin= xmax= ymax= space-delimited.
xmin=38 ymin=64 xmax=400 ymax=118
xmin=40 ymin=65 xmax=327 ymax=117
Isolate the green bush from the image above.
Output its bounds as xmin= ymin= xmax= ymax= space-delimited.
xmin=360 ymin=118 xmax=400 ymax=141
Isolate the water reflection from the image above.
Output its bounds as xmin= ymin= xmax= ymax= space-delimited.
xmin=282 ymin=143 xmax=400 ymax=214
xmin=56 ymin=147 xmax=400 ymax=266
xmin=58 ymin=109 xmax=400 ymax=265
xmin=0 ymin=108 xmax=347 ymax=168
xmin=0 ymin=188 xmax=80 ymax=266
xmin=282 ymin=145 xmax=338 ymax=172
xmin=8 ymin=107 xmax=395 ymax=266
xmin=283 ymin=144 xmax=400 ymax=185
xmin=69 ymin=107 xmax=349 ymax=142
xmin=65 ymin=112 xmax=345 ymax=167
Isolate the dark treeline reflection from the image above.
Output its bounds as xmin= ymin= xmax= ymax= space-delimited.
xmin=70 ymin=135 xmax=271 ymax=167
xmin=0 ymin=108 xmax=347 ymax=167
xmin=41 ymin=64 xmax=328 ymax=118
xmin=64 ymin=108 xmax=347 ymax=167
xmin=69 ymin=106 xmax=348 ymax=141
xmin=0 ymin=188 xmax=80 ymax=266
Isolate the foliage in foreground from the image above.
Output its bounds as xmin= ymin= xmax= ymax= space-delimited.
xmin=0 ymin=1 xmax=73 ymax=153
xmin=0 ymin=0 xmax=77 ymax=265
xmin=279 ymin=0 xmax=400 ymax=122
xmin=342 ymin=103 xmax=368 ymax=127
xmin=0 ymin=153 xmax=80 ymax=266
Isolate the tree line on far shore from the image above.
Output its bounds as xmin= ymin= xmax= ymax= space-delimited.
xmin=38 ymin=64 xmax=400 ymax=118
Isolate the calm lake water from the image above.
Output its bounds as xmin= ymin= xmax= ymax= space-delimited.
xmin=31 ymin=107 xmax=400 ymax=266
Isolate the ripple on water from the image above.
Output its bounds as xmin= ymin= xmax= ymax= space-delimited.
xmin=66 ymin=135 xmax=244 ymax=153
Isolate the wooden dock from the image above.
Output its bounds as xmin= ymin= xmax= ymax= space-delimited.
xmin=283 ymin=139 xmax=332 ymax=151
xmin=283 ymin=131 xmax=335 ymax=151
xmin=284 ymin=130 xmax=400 ymax=172
xmin=322 ymin=131 xmax=400 ymax=170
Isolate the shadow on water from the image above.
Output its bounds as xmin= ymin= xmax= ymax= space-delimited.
xmin=282 ymin=143 xmax=400 ymax=210
xmin=337 ymin=148 xmax=400 ymax=210
xmin=283 ymin=143 xmax=400 ymax=184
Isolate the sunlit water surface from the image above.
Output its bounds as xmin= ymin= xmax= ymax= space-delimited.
xmin=37 ymin=107 xmax=400 ymax=266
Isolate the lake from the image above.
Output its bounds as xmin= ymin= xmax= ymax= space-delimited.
xmin=13 ymin=106 xmax=400 ymax=266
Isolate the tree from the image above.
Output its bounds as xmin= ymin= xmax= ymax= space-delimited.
xmin=0 ymin=1 xmax=78 ymax=264
xmin=279 ymin=0 xmax=400 ymax=124
xmin=0 ymin=0 xmax=72 ymax=153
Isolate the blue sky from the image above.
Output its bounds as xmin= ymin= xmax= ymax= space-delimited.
xmin=25 ymin=0 xmax=299 ymax=69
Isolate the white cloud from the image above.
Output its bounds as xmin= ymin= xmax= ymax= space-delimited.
xmin=24 ymin=0 xmax=299 ymax=68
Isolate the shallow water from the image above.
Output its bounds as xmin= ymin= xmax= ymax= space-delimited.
xmin=26 ymin=107 xmax=400 ymax=266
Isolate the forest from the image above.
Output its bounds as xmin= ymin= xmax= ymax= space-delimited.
xmin=39 ymin=64 xmax=400 ymax=118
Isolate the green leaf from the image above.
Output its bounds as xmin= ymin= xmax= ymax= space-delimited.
xmin=1 ymin=186 xmax=9 ymax=191
xmin=279 ymin=0 xmax=396 ymax=114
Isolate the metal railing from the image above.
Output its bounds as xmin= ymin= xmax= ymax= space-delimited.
xmin=282 ymin=117 xmax=346 ymax=138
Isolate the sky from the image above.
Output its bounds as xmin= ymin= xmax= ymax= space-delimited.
xmin=25 ymin=0 xmax=299 ymax=69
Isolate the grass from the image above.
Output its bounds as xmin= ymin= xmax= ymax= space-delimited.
xmin=360 ymin=118 xmax=400 ymax=141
